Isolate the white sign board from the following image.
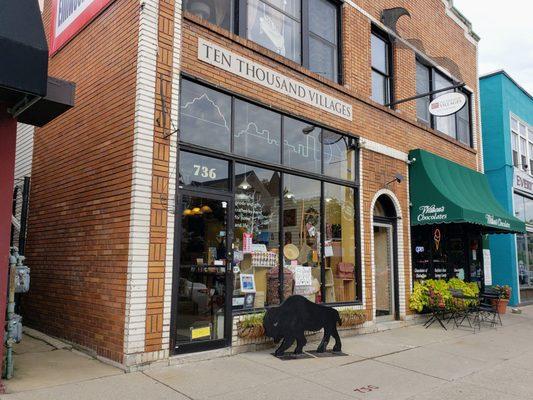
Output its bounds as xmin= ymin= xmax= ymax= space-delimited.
xmin=198 ymin=38 xmax=353 ymax=121
xmin=429 ymin=92 xmax=466 ymax=117
xmin=513 ymin=169 xmax=533 ymax=196
xmin=483 ymin=249 xmax=492 ymax=285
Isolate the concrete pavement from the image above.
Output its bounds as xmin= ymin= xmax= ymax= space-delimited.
xmin=2 ymin=306 xmax=533 ymax=399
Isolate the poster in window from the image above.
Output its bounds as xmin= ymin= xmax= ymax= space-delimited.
xmin=50 ymin=0 xmax=116 ymax=54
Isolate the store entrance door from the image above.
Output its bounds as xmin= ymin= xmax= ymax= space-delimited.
xmin=172 ymin=191 xmax=233 ymax=354
xmin=373 ymin=223 xmax=396 ymax=320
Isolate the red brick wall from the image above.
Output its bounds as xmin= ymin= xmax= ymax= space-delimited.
xmin=22 ymin=0 xmax=139 ymax=363
xmin=180 ymin=0 xmax=480 ymax=318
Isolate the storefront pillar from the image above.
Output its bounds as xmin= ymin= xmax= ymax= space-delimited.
xmin=0 ymin=105 xmax=17 ymax=392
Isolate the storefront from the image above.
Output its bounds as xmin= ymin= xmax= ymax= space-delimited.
xmin=409 ymin=149 xmax=525 ymax=286
xmin=513 ymin=175 xmax=533 ymax=301
xmin=171 ymin=77 xmax=361 ymax=354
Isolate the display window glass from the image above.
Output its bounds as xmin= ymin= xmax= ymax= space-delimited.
xmin=233 ymin=164 xmax=281 ymax=308
xmin=283 ymin=174 xmax=322 ymax=302
xmin=234 ymin=99 xmax=282 ymax=164
xmin=179 ymin=152 xmax=230 ymax=191
xmin=324 ymin=183 xmax=356 ymax=302
xmin=180 ymin=80 xmax=232 ymax=152
xmin=323 ymin=130 xmax=356 ymax=181
xmin=283 ymin=117 xmax=321 ymax=174
xmin=178 ymin=79 xmax=360 ymax=310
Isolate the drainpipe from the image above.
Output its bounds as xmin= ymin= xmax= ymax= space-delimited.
xmin=4 ymin=251 xmax=17 ymax=379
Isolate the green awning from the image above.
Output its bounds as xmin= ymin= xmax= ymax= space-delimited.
xmin=409 ymin=149 xmax=525 ymax=234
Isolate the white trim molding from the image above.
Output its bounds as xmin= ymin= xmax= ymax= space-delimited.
xmin=124 ymin=0 xmax=160 ymax=363
xmin=162 ymin=0 xmax=183 ymax=354
xmin=359 ymin=139 xmax=409 ymax=163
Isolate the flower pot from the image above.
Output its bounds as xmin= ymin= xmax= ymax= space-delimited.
xmin=491 ymin=298 xmax=509 ymax=314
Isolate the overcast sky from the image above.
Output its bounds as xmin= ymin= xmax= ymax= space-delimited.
xmin=452 ymin=0 xmax=533 ymax=94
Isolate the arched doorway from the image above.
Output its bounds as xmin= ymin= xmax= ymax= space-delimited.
xmin=373 ymin=194 xmax=399 ymax=320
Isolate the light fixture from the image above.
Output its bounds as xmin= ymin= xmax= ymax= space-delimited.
xmin=200 ymin=205 xmax=212 ymax=213
xmin=183 ymin=209 xmax=192 ymax=216
xmin=284 ymin=190 xmax=295 ymax=200
xmin=192 ymin=207 xmax=202 ymax=215
xmin=302 ymin=125 xmax=315 ymax=135
xmin=238 ymin=174 xmax=251 ymax=190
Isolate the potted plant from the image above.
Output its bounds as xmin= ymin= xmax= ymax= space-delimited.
xmin=492 ymin=285 xmax=511 ymax=314
xmin=236 ymin=312 xmax=265 ymax=339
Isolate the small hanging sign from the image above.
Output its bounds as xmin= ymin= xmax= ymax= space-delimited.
xmin=429 ymin=92 xmax=466 ymax=117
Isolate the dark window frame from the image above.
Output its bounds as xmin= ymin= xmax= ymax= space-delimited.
xmin=184 ymin=0 xmax=344 ymax=83
xmin=176 ymin=75 xmax=363 ymax=312
xmin=415 ymin=58 xmax=474 ymax=147
xmin=370 ymin=26 xmax=394 ymax=107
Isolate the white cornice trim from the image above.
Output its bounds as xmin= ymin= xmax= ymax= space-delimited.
xmin=359 ymin=139 xmax=409 ymax=162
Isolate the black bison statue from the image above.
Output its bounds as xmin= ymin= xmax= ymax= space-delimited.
xmin=263 ymin=295 xmax=342 ymax=356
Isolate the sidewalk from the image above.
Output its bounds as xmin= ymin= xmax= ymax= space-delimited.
xmin=2 ymin=307 xmax=533 ymax=400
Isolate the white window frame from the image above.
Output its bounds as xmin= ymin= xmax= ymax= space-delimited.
xmin=510 ymin=113 xmax=533 ymax=175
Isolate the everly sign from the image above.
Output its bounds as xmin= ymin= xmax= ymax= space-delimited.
xmin=417 ymin=205 xmax=447 ymax=222
xmin=198 ymin=39 xmax=353 ymax=121
xmin=50 ymin=0 xmax=115 ymax=54
xmin=514 ymin=169 xmax=533 ymax=196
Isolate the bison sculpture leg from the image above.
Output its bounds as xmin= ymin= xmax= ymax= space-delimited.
xmin=274 ymin=336 xmax=295 ymax=357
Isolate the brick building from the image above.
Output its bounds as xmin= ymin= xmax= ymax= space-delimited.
xmin=21 ymin=0 xmax=522 ymax=368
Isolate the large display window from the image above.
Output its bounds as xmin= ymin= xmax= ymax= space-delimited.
xmin=177 ymin=78 xmax=360 ymax=315
xmin=514 ymin=192 xmax=533 ymax=292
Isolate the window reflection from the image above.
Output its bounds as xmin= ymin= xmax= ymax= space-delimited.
xmin=283 ymin=117 xmax=321 ymax=174
xmin=179 ymin=152 xmax=230 ymax=190
xmin=283 ymin=175 xmax=321 ymax=302
xmin=323 ymin=130 xmax=356 ymax=181
xmin=184 ymin=0 xmax=233 ymax=30
xmin=434 ymin=73 xmax=456 ymax=137
xmin=325 ymin=183 xmax=356 ymax=302
xmin=234 ymin=99 xmax=281 ymax=164
xmin=180 ymin=80 xmax=231 ymax=152
xmin=247 ymin=0 xmax=301 ymax=63
xmin=233 ymin=164 xmax=281 ymax=307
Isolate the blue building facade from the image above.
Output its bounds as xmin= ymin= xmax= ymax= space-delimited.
xmin=481 ymin=70 xmax=533 ymax=305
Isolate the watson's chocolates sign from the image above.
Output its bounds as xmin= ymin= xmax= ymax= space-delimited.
xmin=198 ymin=38 xmax=353 ymax=121
xmin=50 ymin=0 xmax=115 ymax=54
xmin=417 ymin=205 xmax=447 ymax=222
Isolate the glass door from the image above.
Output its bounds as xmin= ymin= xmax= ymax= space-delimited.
xmin=173 ymin=191 xmax=232 ymax=354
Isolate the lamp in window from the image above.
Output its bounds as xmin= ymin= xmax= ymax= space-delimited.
xmin=187 ymin=0 xmax=214 ymax=21
xmin=238 ymin=170 xmax=252 ymax=191
xmin=200 ymin=205 xmax=212 ymax=213
xmin=191 ymin=207 xmax=202 ymax=215
xmin=183 ymin=208 xmax=192 ymax=216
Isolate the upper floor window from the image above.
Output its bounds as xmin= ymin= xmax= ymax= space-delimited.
xmin=371 ymin=29 xmax=392 ymax=105
xmin=415 ymin=60 xmax=472 ymax=147
xmin=511 ymin=115 xmax=533 ymax=172
xmin=184 ymin=0 xmax=234 ymax=31
xmin=184 ymin=0 xmax=340 ymax=82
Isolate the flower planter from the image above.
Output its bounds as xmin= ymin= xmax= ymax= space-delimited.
xmin=491 ymin=298 xmax=509 ymax=314
xmin=339 ymin=312 xmax=366 ymax=327
xmin=236 ymin=323 xmax=265 ymax=339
